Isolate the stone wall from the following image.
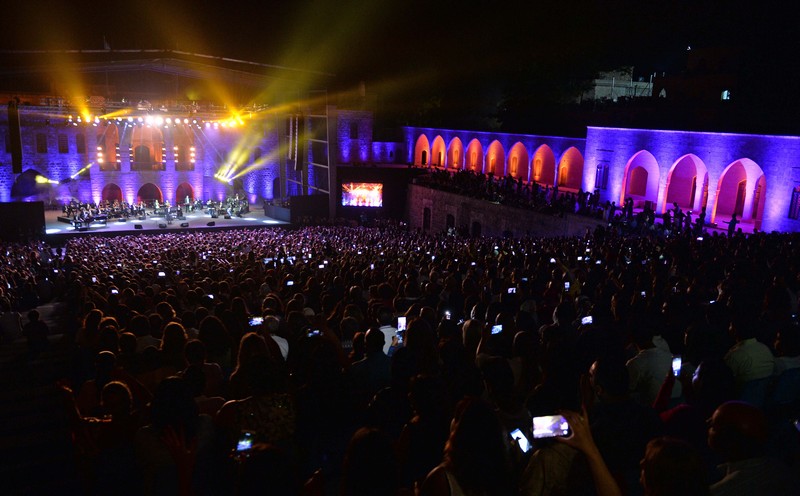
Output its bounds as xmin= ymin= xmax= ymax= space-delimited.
xmin=406 ymin=184 xmax=603 ymax=238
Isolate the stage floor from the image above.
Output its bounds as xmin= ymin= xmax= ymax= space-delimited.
xmin=43 ymin=208 xmax=290 ymax=241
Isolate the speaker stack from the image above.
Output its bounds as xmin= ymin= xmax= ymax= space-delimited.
xmin=207 ymin=221 xmax=215 ymax=227
xmin=158 ymin=223 xmax=167 ymax=229
xmin=180 ymin=222 xmax=189 ymax=228
xmin=134 ymin=224 xmax=143 ymax=230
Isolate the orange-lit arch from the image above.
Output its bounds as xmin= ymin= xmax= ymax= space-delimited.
xmin=620 ymin=150 xmax=660 ymax=207
xmin=175 ymin=182 xmax=195 ymax=204
xmin=662 ymin=154 xmax=709 ymax=213
xmin=414 ymin=134 xmax=430 ymax=166
xmin=131 ymin=126 xmax=165 ymax=170
xmin=136 ymin=183 xmax=163 ymax=204
xmin=465 ymin=139 xmax=484 ymax=173
xmin=430 ymin=136 xmax=446 ymax=167
xmin=557 ymin=147 xmax=584 ymax=191
xmin=101 ymin=183 xmax=123 ymax=203
xmin=485 ymin=140 xmax=506 ymax=177
xmin=531 ymin=145 xmax=556 ymax=187
xmin=447 ymin=137 xmax=465 ymax=169
xmin=507 ymin=142 xmax=530 ymax=181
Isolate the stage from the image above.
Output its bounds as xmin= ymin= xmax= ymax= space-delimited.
xmin=43 ymin=208 xmax=291 ymax=242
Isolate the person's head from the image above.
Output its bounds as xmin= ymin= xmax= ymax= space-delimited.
xmin=707 ymin=401 xmax=769 ymax=462
xmin=149 ymin=376 xmax=199 ymax=436
xmin=640 ymin=437 xmax=708 ymax=496
xmin=443 ymin=397 xmax=510 ymax=494
xmin=340 ymin=428 xmax=398 ymax=496
xmin=183 ymin=339 xmax=207 ymax=366
xmin=100 ymin=381 xmax=132 ymax=418
xmin=364 ymin=327 xmax=386 ymax=354
xmin=589 ymin=357 xmax=629 ymax=401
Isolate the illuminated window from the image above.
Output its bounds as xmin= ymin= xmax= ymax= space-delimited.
xmin=36 ymin=133 xmax=48 ymax=153
xmin=58 ymin=134 xmax=69 ymax=154
xmin=789 ymin=186 xmax=800 ymax=220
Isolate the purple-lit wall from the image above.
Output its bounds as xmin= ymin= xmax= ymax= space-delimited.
xmin=584 ymin=127 xmax=800 ymax=233
xmin=336 ymin=110 xmax=373 ymax=165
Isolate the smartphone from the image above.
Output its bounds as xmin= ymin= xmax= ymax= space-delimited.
xmin=640 ymin=291 xmax=646 ymax=298
xmin=207 ymin=294 xmax=214 ymax=300
xmin=319 ymin=264 xmax=326 ymax=269
xmin=507 ymin=287 xmax=516 ymax=294
xmin=236 ymin=431 xmax=254 ymax=452
xmin=672 ymin=356 xmax=682 ymax=376
xmin=111 ymin=289 xmax=119 ymax=294
xmin=249 ymin=316 xmax=264 ymax=327
xmin=397 ymin=316 xmax=407 ymax=331
xmin=444 ymin=310 xmax=452 ymax=320
xmin=581 ymin=316 xmax=593 ymax=325
xmin=532 ymin=415 xmax=571 ymax=439
xmin=550 ymin=258 xmax=556 ymax=264
xmin=370 ymin=263 xmax=374 ymax=270
xmin=491 ymin=324 xmax=503 ymax=335
xmin=307 ymin=329 xmax=321 ymax=337
xmin=176 ymin=270 xmax=181 ymax=275
xmin=92 ymin=276 xmax=97 ymax=283
xmin=158 ymin=271 xmax=166 ymax=277
xmin=510 ymin=428 xmax=532 ymax=453
xmin=286 ymin=280 xmax=294 ymax=286
xmin=564 ymin=282 xmax=570 ymax=291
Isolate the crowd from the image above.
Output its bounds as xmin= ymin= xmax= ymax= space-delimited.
xmin=1 ymin=221 xmax=799 ymax=495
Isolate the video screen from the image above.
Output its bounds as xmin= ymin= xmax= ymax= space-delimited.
xmin=341 ymin=182 xmax=383 ymax=207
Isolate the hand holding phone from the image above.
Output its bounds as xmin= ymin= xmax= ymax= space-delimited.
xmin=510 ymin=428 xmax=532 ymax=453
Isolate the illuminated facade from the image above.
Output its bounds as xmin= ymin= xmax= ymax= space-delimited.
xmin=405 ymin=126 xmax=800 ymax=233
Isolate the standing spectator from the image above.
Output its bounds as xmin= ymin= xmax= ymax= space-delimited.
xmin=23 ymin=308 xmax=49 ymax=355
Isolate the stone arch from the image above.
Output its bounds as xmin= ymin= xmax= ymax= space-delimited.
xmin=485 ymin=140 xmax=506 ymax=177
xmin=101 ymin=183 xmax=123 ymax=203
xmin=557 ymin=147 xmax=584 ymax=191
xmin=430 ymin=135 xmax=446 ymax=167
xmin=507 ymin=142 xmax=530 ymax=181
xmin=531 ymin=145 xmax=556 ymax=187
xmin=136 ymin=183 xmax=164 ymax=205
xmin=414 ymin=134 xmax=431 ymax=166
xmin=662 ymin=154 xmax=709 ymax=213
xmin=465 ymin=139 xmax=484 ymax=173
xmin=711 ymin=158 xmax=766 ymax=229
xmin=131 ymin=125 xmax=165 ymax=170
xmin=175 ymin=182 xmax=194 ymax=204
xmin=620 ymin=150 xmax=660 ymax=208
xmin=447 ymin=137 xmax=465 ymax=170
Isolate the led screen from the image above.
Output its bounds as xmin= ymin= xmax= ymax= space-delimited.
xmin=341 ymin=182 xmax=383 ymax=207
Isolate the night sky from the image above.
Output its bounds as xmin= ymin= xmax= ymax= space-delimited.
xmin=2 ymin=0 xmax=798 ymax=134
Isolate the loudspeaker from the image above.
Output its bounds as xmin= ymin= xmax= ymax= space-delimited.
xmin=8 ymin=100 xmax=22 ymax=174
xmin=134 ymin=224 xmax=143 ymax=230
xmin=158 ymin=223 xmax=167 ymax=228
xmin=224 ymin=215 xmax=232 ymax=219
xmin=207 ymin=221 xmax=215 ymax=227
xmin=180 ymin=222 xmax=189 ymax=228
xmin=77 ymin=226 xmax=89 ymax=232
xmin=138 ymin=216 xmax=146 ymax=221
